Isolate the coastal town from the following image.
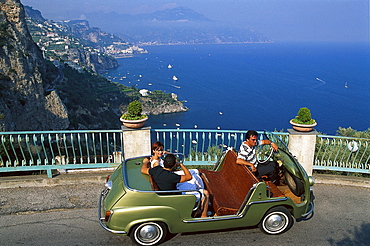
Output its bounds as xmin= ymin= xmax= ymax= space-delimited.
xmin=25 ymin=6 xmax=147 ymax=73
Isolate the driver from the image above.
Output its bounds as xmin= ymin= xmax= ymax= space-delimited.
xmin=236 ymin=130 xmax=279 ymax=183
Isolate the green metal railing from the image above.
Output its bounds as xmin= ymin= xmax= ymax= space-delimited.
xmin=0 ymin=130 xmax=123 ymax=177
xmin=152 ymin=129 xmax=289 ymax=165
xmin=314 ymin=135 xmax=370 ymax=174
xmin=0 ymin=129 xmax=369 ymax=177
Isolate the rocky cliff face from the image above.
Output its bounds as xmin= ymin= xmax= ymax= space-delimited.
xmin=0 ymin=0 xmax=69 ymax=131
xmin=80 ymin=51 xmax=119 ymax=74
xmin=142 ymin=103 xmax=188 ymax=115
xmin=57 ymin=19 xmax=120 ymax=73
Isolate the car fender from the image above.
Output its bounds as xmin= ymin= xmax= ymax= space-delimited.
xmin=109 ymin=205 xmax=184 ymax=233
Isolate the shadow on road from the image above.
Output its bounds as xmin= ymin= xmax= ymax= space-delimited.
xmin=328 ymin=222 xmax=370 ymax=246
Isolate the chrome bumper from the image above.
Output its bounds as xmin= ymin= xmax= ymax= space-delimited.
xmin=302 ymin=188 xmax=315 ymax=217
xmin=98 ymin=189 xmax=127 ymax=234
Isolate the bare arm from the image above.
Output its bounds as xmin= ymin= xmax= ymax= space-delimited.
xmin=141 ymin=158 xmax=150 ymax=175
xmin=236 ymin=158 xmax=256 ymax=172
xmin=178 ymin=163 xmax=192 ymax=183
xmin=143 ymin=157 xmax=150 ymax=165
xmin=261 ymin=140 xmax=278 ymax=151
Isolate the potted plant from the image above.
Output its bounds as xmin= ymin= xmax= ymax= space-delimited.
xmin=120 ymin=100 xmax=148 ymax=129
xmin=290 ymin=107 xmax=317 ymax=132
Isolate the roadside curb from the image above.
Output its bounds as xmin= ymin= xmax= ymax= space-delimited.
xmin=0 ymin=171 xmax=369 ymax=189
xmin=0 ymin=170 xmax=112 ymax=189
xmin=313 ymin=174 xmax=370 ymax=188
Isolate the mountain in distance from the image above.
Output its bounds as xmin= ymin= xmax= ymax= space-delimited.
xmin=84 ymin=7 xmax=271 ymax=45
xmin=111 ymin=6 xmax=212 ymax=22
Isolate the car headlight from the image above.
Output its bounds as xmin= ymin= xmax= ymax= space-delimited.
xmin=308 ymin=176 xmax=315 ymax=186
xmin=105 ymin=180 xmax=112 ymax=190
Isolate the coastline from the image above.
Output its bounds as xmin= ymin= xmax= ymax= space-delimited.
xmin=106 ymin=43 xmax=369 ymax=134
xmin=138 ymin=41 xmax=274 ymax=47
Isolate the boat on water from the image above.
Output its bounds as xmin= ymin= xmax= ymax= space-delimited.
xmin=172 ymin=85 xmax=181 ymax=89
xmin=172 ymin=75 xmax=178 ymax=81
xmin=168 ymin=64 xmax=173 ymax=69
xmin=345 ymin=82 xmax=348 ymax=88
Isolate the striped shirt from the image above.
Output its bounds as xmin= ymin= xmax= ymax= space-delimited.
xmin=237 ymin=141 xmax=261 ymax=167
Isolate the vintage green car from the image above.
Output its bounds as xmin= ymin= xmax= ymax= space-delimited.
xmin=99 ymin=131 xmax=314 ymax=245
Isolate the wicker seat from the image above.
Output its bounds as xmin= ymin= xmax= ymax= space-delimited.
xmin=199 ymin=150 xmax=283 ymax=216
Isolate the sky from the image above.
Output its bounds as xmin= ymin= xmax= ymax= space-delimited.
xmin=21 ymin=0 xmax=369 ymax=42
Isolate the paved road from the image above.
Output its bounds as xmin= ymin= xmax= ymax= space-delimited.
xmin=0 ymin=183 xmax=369 ymax=245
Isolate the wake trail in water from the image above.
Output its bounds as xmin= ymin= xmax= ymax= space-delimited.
xmin=316 ymin=77 xmax=326 ymax=84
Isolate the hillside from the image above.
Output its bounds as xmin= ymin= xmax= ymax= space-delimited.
xmin=0 ymin=0 xmax=69 ymax=131
xmin=24 ymin=6 xmax=148 ymax=74
xmin=0 ymin=1 xmax=187 ymax=131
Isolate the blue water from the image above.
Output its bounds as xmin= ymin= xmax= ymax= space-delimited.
xmin=106 ymin=42 xmax=370 ymax=135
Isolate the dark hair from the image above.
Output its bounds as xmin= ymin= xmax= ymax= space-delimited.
xmin=246 ymin=130 xmax=258 ymax=140
xmin=151 ymin=141 xmax=164 ymax=154
xmin=163 ymin=154 xmax=177 ymax=169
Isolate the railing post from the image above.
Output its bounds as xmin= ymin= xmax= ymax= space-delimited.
xmin=287 ymin=129 xmax=317 ymax=176
xmin=122 ymin=126 xmax=152 ymax=160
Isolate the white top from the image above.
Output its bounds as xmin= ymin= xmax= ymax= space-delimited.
xmin=150 ymin=158 xmax=164 ymax=168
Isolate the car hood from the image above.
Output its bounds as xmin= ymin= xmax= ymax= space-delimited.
xmin=262 ymin=131 xmax=307 ymax=179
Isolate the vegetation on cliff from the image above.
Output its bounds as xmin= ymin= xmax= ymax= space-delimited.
xmin=0 ymin=1 xmax=186 ymax=131
xmin=57 ymin=64 xmax=186 ymax=129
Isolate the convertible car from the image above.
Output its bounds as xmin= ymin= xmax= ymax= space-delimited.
xmin=98 ymin=131 xmax=314 ymax=245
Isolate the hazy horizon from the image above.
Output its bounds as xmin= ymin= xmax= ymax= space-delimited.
xmin=21 ymin=0 xmax=369 ymax=42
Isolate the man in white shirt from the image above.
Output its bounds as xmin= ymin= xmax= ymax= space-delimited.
xmin=236 ymin=130 xmax=279 ymax=182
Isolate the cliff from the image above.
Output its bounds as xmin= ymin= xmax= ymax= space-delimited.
xmin=141 ymin=93 xmax=188 ymax=115
xmin=0 ymin=1 xmax=187 ymax=131
xmin=143 ymin=103 xmax=188 ymax=115
xmin=80 ymin=52 xmax=119 ymax=74
xmin=0 ymin=0 xmax=69 ymax=131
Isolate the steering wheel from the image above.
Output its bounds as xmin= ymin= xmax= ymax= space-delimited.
xmin=256 ymin=145 xmax=274 ymax=164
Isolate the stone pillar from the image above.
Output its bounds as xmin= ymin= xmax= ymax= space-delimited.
xmin=122 ymin=126 xmax=152 ymax=160
xmin=112 ymin=151 xmax=122 ymax=163
xmin=287 ymin=129 xmax=317 ymax=176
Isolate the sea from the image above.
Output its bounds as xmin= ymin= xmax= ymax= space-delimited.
xmin=105 ymin=42 xmax=370 ymax=135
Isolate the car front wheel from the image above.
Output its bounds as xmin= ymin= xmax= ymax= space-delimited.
xmin=259 ymin=206 xmax=294 ymax=234
xmin=130 ymin=222 xmax=167 ymax=246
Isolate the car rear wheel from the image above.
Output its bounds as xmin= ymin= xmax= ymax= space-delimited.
xmin=130 ymin=222 xmax=167 ymax=246
xmin=284 ymin=170 xmax=305 ymax=196
xmin=259 ymin=206 xmax=294 ymax=234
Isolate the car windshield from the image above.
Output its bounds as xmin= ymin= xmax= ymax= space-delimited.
xmin=261 ymin=130 xmax=289 ymax=153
